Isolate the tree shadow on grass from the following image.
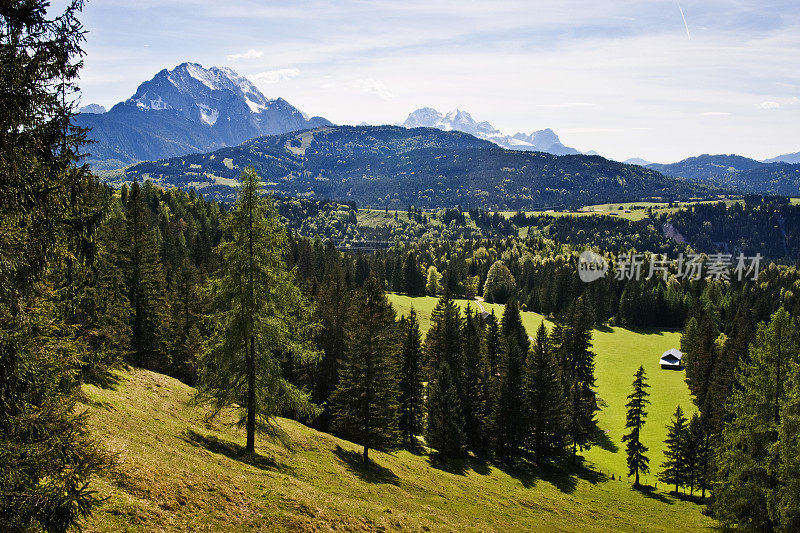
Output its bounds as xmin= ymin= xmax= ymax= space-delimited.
xmin=592 ymin=427 xmax=619 ymax=453
xmin=81 ymin=365 xmax=123 ymax=389
xmin=428 ymin=453 xmax=491 ymax=477
xmin=182 ymin=430 xmax=295 ymax=475
xmin=634 ymin=484 xmax=674 ymax=504
xmin=333 ymin=445 xmax=399 ymax=485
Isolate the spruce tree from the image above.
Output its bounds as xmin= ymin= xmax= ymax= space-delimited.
xmin=1 ymin=2 xmax=112 ymax=529
xmin=556 ymin=297 xmax=598 ymax=460
xmin=659 ymin=405 xmax=688 ymax=494
xmin=526 ymin=322 xmax=566 ymax=465
xmin=493 ymin=299 xmax=529 ymax=462
xmin=331 ymin=275 xmax=400 ymax=462
xmin=399 ymin=308 xmax=425 ymax=447
xmin=713 ymin=308 xmax=800 ymax=530
xmin=426 ymin=361 xmax=467 ymax=457
xmin=462 ymin=308 xmax=491 ymax=454
xmin=197 ymin=167 xmax=318 ymax=452
xmin=622 ymin=366 xmax=650 ymax=487
xmin=122 ymin=180 xmax=169 ymax=370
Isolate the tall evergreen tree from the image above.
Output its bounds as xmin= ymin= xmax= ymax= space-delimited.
xmin=0 ymin=2 xmax=112 ymax=530
xmin=526 ymin=322 xmax=566 ymax=465
xmin=197 ymin=167 xmax=318 ymax=452
xmin=461 ymin=307 xmax=491 ymax=454
xmin=659 ymin=405 xmax=688 ymax=494
xmin=556 ymin=297 xmax=598 ymax=460
xmin=493 ymin=299 xmax=529 ymax=462
xmin=331 ymin=275 xmax=400 ymax=462
xmin=713 ymin=308 xmax=800 ymax=531
xmin=622 ymin=366 xmax=650 ymax=487
xmin=426 ymin=361 xmax=467 ymax=457
xmin=122 ymin=180 xmax=169 ymax=370
xmin=398 ymin=308 xmax=425 ymax=447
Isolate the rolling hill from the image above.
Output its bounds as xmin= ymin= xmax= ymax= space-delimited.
xmin=111 ymin=125 xmax=717 ymax=210
xmin=648 ymin=154 xmax=800 ymax=196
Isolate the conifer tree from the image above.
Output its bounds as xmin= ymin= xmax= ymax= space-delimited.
xmin=1 ymin=2 xmax=112 ymax=529
xmin=622 ymin=366 xmax=650 ymax=487
xmin=493 ymin=299 xmax=529 ymax=462
xmin=122 ymin=180 xmax=169 ymax=370
xmin=556 ymin=297 xmax=598 ymax=460
xmin=659 ymin=405 xmax=688 ymax=494
xmin=526 ymin=322 xmax=566 ymax=465
xmin=197 ymin=167 xmax=318 ymax=452
xmin=426 ymin=361 xmax=467 ymax=457
xmin=461 ymin=307 xmax=491 ymax=454
xmin=399 ymin=308 xmax=425 ymax=447
xmin=331 ymin=275 xmax=400 ymax=462
xmin=713 ymin=308 xmax=800 ymax=530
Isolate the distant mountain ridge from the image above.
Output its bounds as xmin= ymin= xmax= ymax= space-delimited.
xmin=76 ymin=62 xmax=331 ymax=170
xmin=763 ymin=152 xmax=800 ymax=164
xmin=110 ymin=125 xmax=716 ymax=209
xmin=401 ymin=107 xmax=582 ymax=156
xmin=648 ymin=154 xmax=800 ymax=196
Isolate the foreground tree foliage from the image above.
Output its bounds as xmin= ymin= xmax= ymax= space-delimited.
xmin=331 ymin=275 xmax=401 ymax=462
xmin=713 ymin=308 xmax=800 ymax=532
xmin=196 ymin=167 xmax=318 ymax=452
xmin=398 ymin=308 xmax=425 ymax=447
xmin=0 ymin=1 xmax=111 ymax=530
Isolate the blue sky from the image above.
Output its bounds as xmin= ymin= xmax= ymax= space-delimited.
xmin=72 ymin=1 xmax=800 ymax=162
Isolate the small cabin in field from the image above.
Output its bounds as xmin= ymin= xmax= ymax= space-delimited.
xmin=660 ymin=348 xmax=684 ymax=370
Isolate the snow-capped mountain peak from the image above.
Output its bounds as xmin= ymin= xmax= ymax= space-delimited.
xmin=401 ymin=107 xmax=582 ymax=156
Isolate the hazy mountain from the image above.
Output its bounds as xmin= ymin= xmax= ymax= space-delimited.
xmin=763 ymin=152 xmax=800 ymax=164
xmin=75 ymin=62 xmax=331 ymax=170
xmin=648 ymin=154 xmax=800 ymax=196
xmin=624 ymin=157 xmax=652 ymax=166
xmin=78 ymin=103 xmax=106 ymax=114
xmin=401 ymin=107 xmax=581 ymax=155
xmin=111 ymin=125 xmax=715 ymax=209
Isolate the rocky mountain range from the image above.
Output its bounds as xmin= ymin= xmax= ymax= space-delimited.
xmin=400 ymin=107 xmax=581 ymax=155
xmin=76 ymin=62 xmax=330 ymax=170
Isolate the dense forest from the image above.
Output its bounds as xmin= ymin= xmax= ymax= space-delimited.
xmin=111 ymin=125 xmax=718 ymax=209
xmin=3 ymin=2 xmax=800 ymax=532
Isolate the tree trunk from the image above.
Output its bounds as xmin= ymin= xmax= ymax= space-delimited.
xmin=362 ymin=445 xmax=369 ymax=463
xmin=634 ymin=470 xmax=639 ymax=487
xmin=246 ymin=335 xmax=256 ymax=452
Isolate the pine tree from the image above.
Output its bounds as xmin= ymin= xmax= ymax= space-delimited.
xmin=398 ymin=308 xmax=425 ymax=447
xmin=622 ymin=366 xmax=650 ymax=487
xmin=122 ymin=180 xmax=169 ymax=370
xmin=660 ymin=405 xmax=688 ymax=494
xmin=713 ymin=308 xmax=800 ymax=530
xmin=197 ymin=167 xmax=318 ymax=452
xmin=461 ymin=308 xmax=491 ymax=454
xmin=331 ymin=275 xmax=400 ymax=462
xmin=526 ymin=322 xmax=566 ymax=465
xmin=1 ymin=2 xmax=112 ymax=529
xmin=426 ymin=361 xmax=467 ymax=457
xmin=493 ymin=299 xmax=529 ymax=462
xmin=556 ymin=297 xmax=598 ymax=460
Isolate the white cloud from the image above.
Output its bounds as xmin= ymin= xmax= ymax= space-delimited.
xmin=226 ymin=48 xmax=264 ymax=60
xmin=791 ymin=96 xmax=799 ymax=105
xmin=351 ymin=78 xmax=396 ymax=100
xmin=701 ymin=111 xmax=731 ymax=116
xmin=758 ymin=101 xmax=780 ymax=109
xmin=536 ymin=102 xmax=595 ymax=108
xmin=250 ymin=68 xmax=300 ymax=84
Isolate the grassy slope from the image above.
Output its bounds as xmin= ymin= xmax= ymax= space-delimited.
xmin=386 ymin=295 xmax=697 ymax=485
xmin=80 ymin=368 xmax=712 ymax=532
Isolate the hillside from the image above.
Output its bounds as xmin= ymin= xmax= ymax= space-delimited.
xmin=648 ymin=154 xmax=800 ymax=196
xmin=80 ymin=368 xmax=713 ymax=532
xmin=111 ymin=125 xmax=717 ymax=210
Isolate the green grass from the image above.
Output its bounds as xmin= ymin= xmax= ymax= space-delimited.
xmin=80 ymin=367 xmax=713 ymax=532
xmin=387 ymin=294 xmax=697 ymax=485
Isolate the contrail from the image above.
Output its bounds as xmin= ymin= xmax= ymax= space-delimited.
xmin=677 ymin=2 xmax=691 ymax=39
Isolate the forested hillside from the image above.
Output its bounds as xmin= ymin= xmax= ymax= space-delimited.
xmin=111 ymin=125 xmax=717 ymax=210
